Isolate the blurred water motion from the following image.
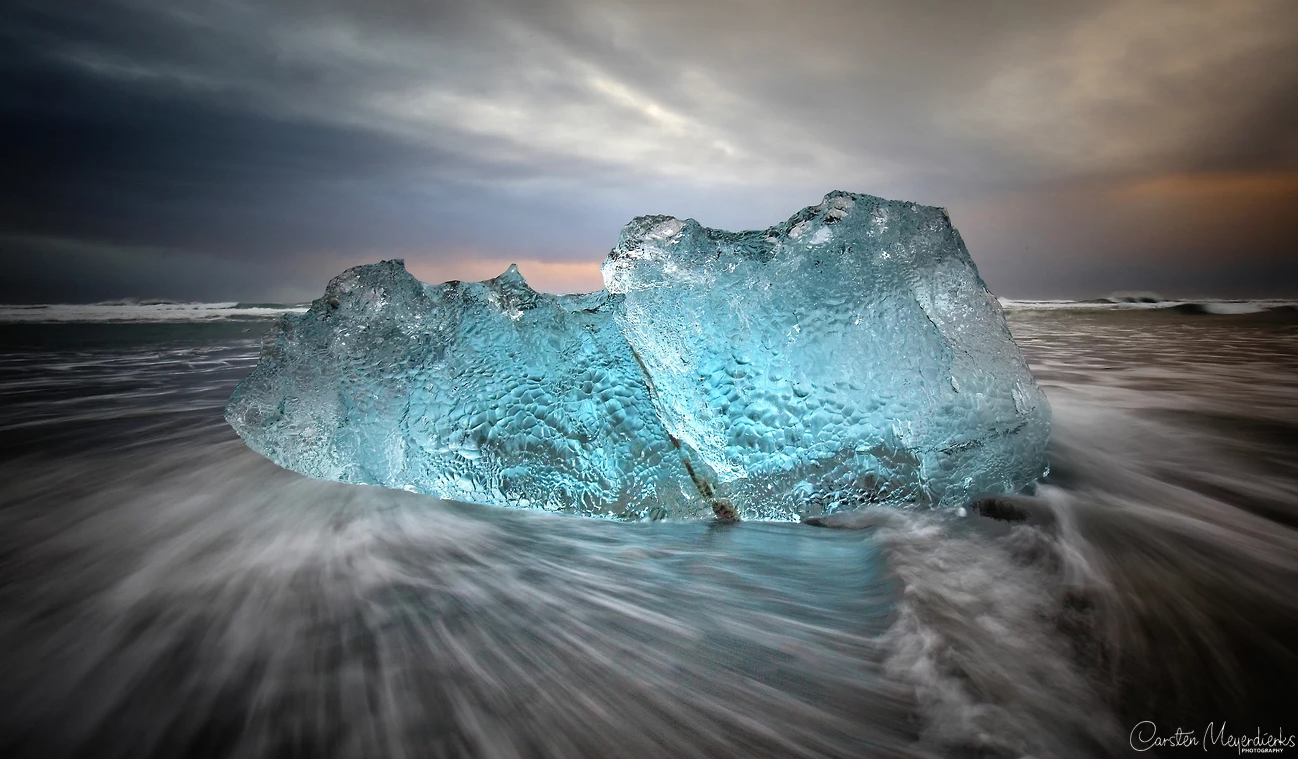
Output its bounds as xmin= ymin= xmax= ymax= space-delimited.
xmin=0 ymin=307 xmax=1296 ymax=758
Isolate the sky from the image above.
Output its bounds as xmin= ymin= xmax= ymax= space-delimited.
xmin=2 ymin=0 xmax=1296 ymax=303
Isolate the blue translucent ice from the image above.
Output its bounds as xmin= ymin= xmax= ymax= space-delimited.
xmin=227 ymin=192 xmax=1050 ymax=520
xmin=226 ymin=261 xmax=711 ymax=520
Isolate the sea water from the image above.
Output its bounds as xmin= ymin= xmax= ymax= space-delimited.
xmin=1 ymin=303 xmax=1295 ymax=758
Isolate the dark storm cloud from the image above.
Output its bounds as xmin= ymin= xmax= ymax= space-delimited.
xmin=1 ymin=0 xmax=1296 ymax=301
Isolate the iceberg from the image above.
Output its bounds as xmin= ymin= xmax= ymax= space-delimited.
xmin=227 ymin=192 xmax=1050 ymax=520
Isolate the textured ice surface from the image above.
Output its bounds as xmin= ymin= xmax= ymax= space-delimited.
xmin=227 ymin=262 xmax=709 ymax=519
xmin=605 ymin=192 xmax=1049 ymax=518
xmin=228 ymin=192 xmax=1050 ymax=520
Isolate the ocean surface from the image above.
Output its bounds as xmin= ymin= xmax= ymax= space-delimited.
xmin=1 ymin=300 xmax=1296 ymax=758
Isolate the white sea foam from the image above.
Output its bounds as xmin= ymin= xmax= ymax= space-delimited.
xmin=0 ymin=302 xmax=308 ymax=323
xmin=1000 ymin=297 xmax=1298 ymax=313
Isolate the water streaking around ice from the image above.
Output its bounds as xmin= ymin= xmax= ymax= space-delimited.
xmin=227 ymin=193 xmax=1050 ymax=519
xmin=1 ymin=305 xmax=1296 ymax=757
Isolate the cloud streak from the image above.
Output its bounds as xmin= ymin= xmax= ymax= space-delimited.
xmin=1 ymin=0 xmax=1295 ymax=301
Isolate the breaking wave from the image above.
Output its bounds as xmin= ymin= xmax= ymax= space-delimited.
xmin=1001 ymin=297 xmax=1298 ymax=315
xmin=0 ymin=302 xmax=307 ymax=324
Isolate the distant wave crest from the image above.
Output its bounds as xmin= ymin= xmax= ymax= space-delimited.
xmin=1000 ymin=297 xmax=1298 ymax=315
xmin=0 ymin=302 xmax=308 ymax=323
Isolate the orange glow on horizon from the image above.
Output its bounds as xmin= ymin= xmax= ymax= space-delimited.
xmin=1114 ymin=172 xmax=1298 ymax=202
xmin=405 ymin=257 xmax=605 ymax=295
